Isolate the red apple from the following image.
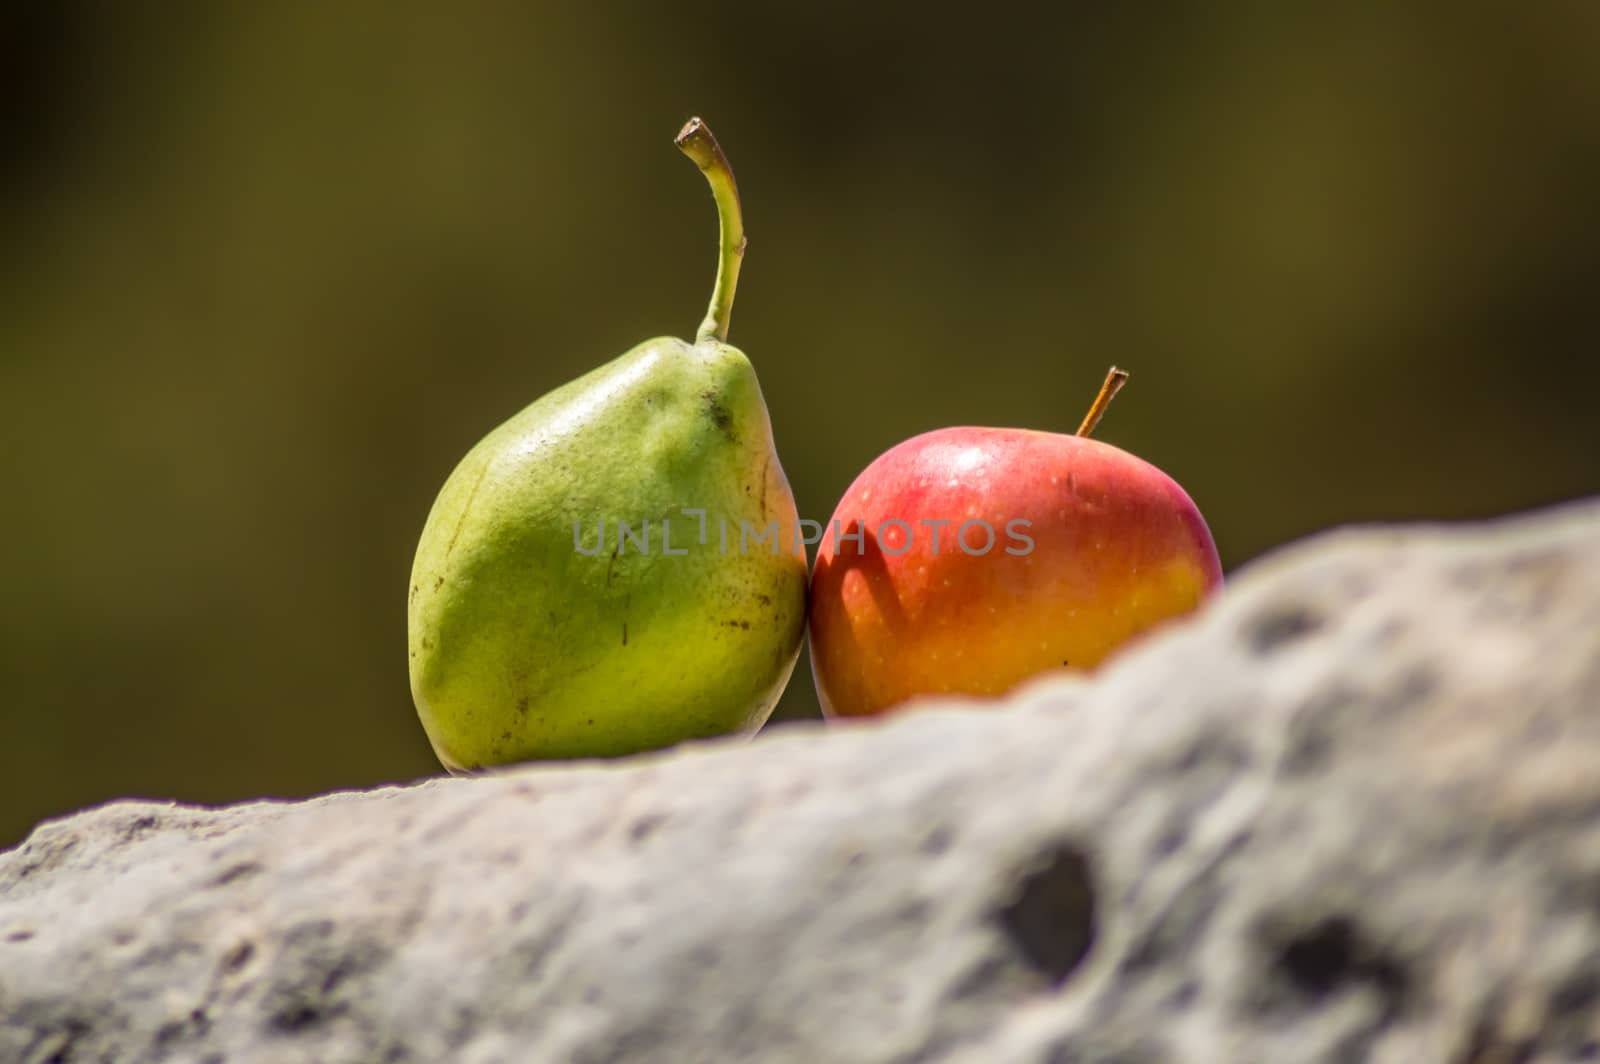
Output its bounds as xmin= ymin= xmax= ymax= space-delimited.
xmin=808 ymin=369 xmax=1222 ymax=718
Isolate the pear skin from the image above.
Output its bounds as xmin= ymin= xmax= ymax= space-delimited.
xmin=407 ymin=119 xmax=805 ymax=770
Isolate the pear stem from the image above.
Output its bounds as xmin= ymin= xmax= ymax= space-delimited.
xmin=675 ymin=117 xmax=746 ymax=344
xmin=1075 ymin=366 xmax=1129 ymax=438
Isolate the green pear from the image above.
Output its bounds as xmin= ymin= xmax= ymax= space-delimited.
xmin=408 ymin=118 xmax=806 ymax=772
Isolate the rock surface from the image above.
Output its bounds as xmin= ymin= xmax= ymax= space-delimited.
xmin=3 ymin=499 xmax=1600 ymax=1064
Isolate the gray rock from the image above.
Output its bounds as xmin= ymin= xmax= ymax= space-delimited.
xmin=3 ymin=498 xmax=1599 ymax=1064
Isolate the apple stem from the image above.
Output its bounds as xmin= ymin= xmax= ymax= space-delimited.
xmin=1075 ymin=366 xmax=1129 ymax=438
xmin=675 ymin=117 xmax=746 ymax=344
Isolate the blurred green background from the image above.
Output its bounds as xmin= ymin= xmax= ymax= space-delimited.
xmin=4 ymin=6 xmax=1597 ymax=848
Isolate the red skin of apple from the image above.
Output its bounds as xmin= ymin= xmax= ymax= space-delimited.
xmin=808 ymin=426 xmax=1222 ymax=718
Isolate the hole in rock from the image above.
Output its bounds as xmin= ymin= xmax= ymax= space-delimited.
xmin=922 ymin=826 xmax=954 ymax=856
xmin=1274 ymin=915 xmax=1409 ymax=1009
xmin=995 ymin=841 xmax=1097 ymax=986
xmin=1246 ymin=603 xmax=1324 ymax=654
